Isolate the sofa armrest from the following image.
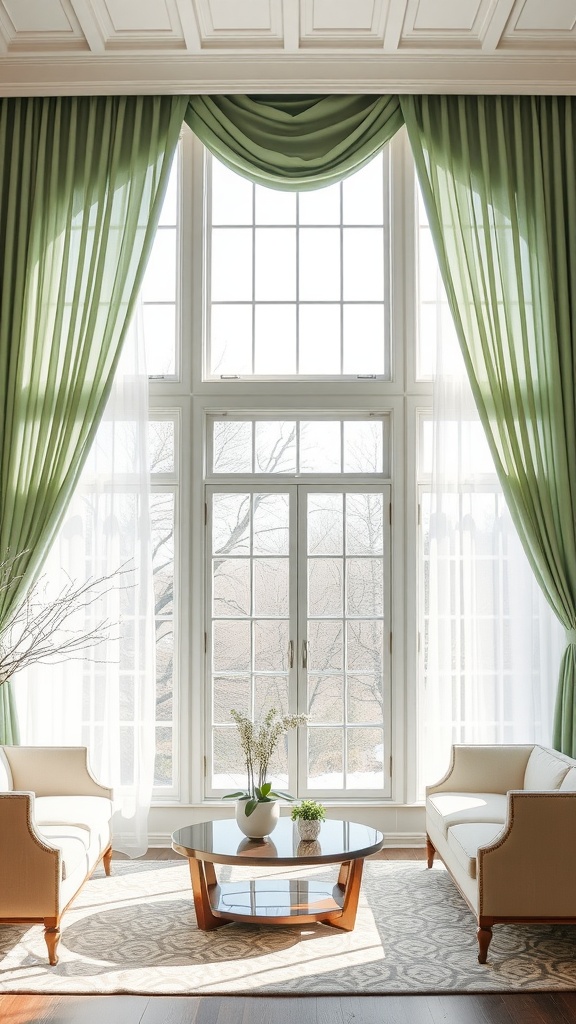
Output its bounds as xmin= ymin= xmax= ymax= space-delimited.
xmin=478 ymin=790 xmax=576 ymax=917
xmin=426 ymin=744 xmax=534 ymax=796
xmin=0 ymin=792 xmax=61 ymax=917
xmin=2 ymin=746 xmax=112 ymax=798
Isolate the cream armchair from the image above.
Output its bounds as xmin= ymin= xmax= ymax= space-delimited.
xmin=0 ymin=745 xmax=113 ymax=965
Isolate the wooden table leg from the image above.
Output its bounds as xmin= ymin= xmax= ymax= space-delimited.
xmin=188 ymin=858 xmax=226 ymax=930
xmin=331 ymin=858 xmax=364 ymax=931
xmin=337 ymin=861 xmax=350 ymax=889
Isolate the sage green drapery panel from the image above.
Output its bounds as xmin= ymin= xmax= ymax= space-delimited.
xmin=0 ymin=94 xmax=188 ymax=744
xmin=185 ymin=94 xmax=403 ymax=190
xmin=401 ymin=94 xmax=576 ymax=754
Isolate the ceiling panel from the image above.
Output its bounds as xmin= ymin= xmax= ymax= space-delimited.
xmin=0 ymin=0 xmax=87 ymax=51
xmin=400 ymin=0 xmax=491 ymax=47
xmin=196 ymin=0 xmax=283 ymax=47
xmin=93 ymin=0 xmax=185 ymax=50
xmin=300 ymin=0 xmax=387 ymax=47
xmin=500 ymin=0 xmax=576 ymax=46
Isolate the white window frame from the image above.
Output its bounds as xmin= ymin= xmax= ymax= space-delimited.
xmin=149 ymin=125 xmax=433 ymax=813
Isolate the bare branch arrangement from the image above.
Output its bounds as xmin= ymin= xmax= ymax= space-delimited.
xmin=0 ymin=552 xmax=132 ymax=685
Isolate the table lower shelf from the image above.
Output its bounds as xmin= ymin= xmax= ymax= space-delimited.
xmin=211 ymin=880 xmax=344 ymax=921
xmin=187 ymin=856 xmax=365 ymax=931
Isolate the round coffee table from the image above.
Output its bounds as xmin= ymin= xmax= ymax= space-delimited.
xmin=172 ymin=817 xmax=384 ymax=932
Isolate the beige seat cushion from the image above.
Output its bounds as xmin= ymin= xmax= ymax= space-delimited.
xmin=36 ymin=825 xmax=91 ymax=880
xmin=34 ymin=796 xmax=113 ymax=852
xmin=446 ymin=822 xmax=505 ymax=879
xmin=427 ymin=792 xmax=507 ymax=838
xmin=523 ymin=746 xmax=571 ymax=791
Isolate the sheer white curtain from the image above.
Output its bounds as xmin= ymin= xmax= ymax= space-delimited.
xmin=16 ymin=310 xmax=155 ymax=857
xmin=423 ymin=320 xmax=565 ymax=786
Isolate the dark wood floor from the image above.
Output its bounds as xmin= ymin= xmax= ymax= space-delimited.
xmin=2 ymin=849 xmax=576 ymax=1024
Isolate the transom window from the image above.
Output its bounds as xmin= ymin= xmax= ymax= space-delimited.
xmin=206 ymin=152 xmax=391 ymax=379
xmin=209 ymin=416 xmax=390 ymax=476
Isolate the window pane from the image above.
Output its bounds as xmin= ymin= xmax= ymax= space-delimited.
xmin=308 ymin=728 xmax=343 ymax=788
xmin=255 ymin=185 xmax=296 ymax=225
xmin=213 ymin=676 xmax=251 ymax=723
xmin=300 ymin=421 xmax=341 ymax=472
xmin=308 ymin=558 xmax=343 ymax=617
xmin=255 ymin=229 xmax=296 ymax=301
xmin=211 ymin=229 xmax=253 ymax=301
xmin=343 ymin=305 xmax=385 ymax=375
xmin=307 ymin=493 xmax=343 ymax=555
xmin=254 ymin=558 xmax=289 ymax=616
xmin=210 ymin=305 xmax=253 ymax=376
xmin=213 ymin=558 xmax=251 ymax=617
xmin=343 ymin=157 xmax=384 ymax=225
xmin=212 ymin=160 xmax=253 ymax=225
xmin=212 ymin=493 xmax=251 ymax=554
xmin=307 ymin=676 xmax=344 ymax=723
xmin=254 ymin=306 xmax=296 ymax=374
xmin=299 ymin=305 xmax=341 ymax=375
xmin=343 ymin=421 xmax=383 ymax=473
xmin=299 ymin=182 xmax=340 ymax=224
xmin=213 ymin=421 xmax=253 ymax=474
xmin=254 ymin=420 xmax=297 ymax=473
xmin=299 ymin=228 xmax=340 ymax=301
xmin=346 ymin=493 xmax=384 ymax=555
xmin=149 ymin=420 xmax=175 ymax=474
xmin=143 ymin=305 xmax=176 ymax=377
xmin=142 ymin=228 xmax=176 ymax=303
xmin=253 ymin=493 xmax=290 ymax=555
xmin=343 ymin=229 xmax=384 ymax=301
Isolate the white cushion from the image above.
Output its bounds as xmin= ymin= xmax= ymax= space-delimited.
xmin=427 ymin=792 xmax=507 ymax=838
xmin=447 ymin=822 xmax=505 ymax=879
xmin=0 ymin=749 xmax=13 ymax=791
xmin=34 ymin=795 xmax=113 ymax=852
xmin=560 ymin=767 xmax=576 ymax=791
xmin=36 ymin=825 xmax=90 ymax=880
xmin=523 ymin=746 xmax=570 ymax=791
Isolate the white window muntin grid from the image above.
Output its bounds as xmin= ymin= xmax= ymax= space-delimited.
xmin=204 ymin=151 xmax=392 ymax=381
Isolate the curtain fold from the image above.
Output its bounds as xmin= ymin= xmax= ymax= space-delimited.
xmin=185 ymin=94 xmax=403 ymax=189
xmin=0 ymin=94 xmax=188 ymax=742
xmin=402 ymin=94 xmax=576 ymax=754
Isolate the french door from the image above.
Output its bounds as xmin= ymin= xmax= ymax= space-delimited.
xmin=206 ymin=483 xmax=391 ymax=799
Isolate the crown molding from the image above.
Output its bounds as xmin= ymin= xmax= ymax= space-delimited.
xmin=0 ymin=52 xmax=575 ymax=95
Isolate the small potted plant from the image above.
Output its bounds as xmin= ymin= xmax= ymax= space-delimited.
xmin=291 ymin=799 xmax=326 ymax=841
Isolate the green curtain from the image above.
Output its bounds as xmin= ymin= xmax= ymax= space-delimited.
xmin=0 ymin=94 xmax=189 ymax=743
xmin=185 ymin=94 xmax=403 ymax=190
xmin=402 ymin=94 xmax=576 ymax=754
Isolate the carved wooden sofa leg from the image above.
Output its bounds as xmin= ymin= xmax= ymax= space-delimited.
xmin=426 ymin=835 xmax=436 ymax=869
xmin=44 ymin=917 xmax=61 ymax=966
xmin=477 ymin=918 xmax=494 ymax=964
xmin=103 ymin=844 xmax=113 ymax=876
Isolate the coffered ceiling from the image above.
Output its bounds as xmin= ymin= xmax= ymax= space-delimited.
xmin=0 ymin=0 xmax=575 ymax=95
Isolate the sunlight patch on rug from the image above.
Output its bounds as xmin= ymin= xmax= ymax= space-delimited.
xmin=1 ymin=859 xmax=576 ymax=994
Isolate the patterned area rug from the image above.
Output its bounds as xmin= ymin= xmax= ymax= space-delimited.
xmin=1 ymin=858 xmax=576 ymax=994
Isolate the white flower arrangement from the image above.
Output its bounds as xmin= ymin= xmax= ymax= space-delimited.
xmin=224 ymin=706 xmax=308 ymax=817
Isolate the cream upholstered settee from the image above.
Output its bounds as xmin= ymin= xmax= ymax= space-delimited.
xmin=0 ymin=745 xmax=113 ymax=965
xmin=426 ymin=743 xmax=576 ymax=962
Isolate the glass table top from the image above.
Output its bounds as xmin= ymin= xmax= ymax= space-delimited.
xmin=172 ymin=817 xmax=384 ymax=866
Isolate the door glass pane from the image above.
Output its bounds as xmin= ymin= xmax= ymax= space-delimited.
xmin=305 ymin=491 xmax=387 ymax=791
xmin=210 ymin=491 xmax=291 ymax=792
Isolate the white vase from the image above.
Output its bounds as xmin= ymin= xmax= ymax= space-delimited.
xmin=235 ymin=798 xmax=280 ymax=839
xmin=297 ymin=819 xmax=321 ymax=841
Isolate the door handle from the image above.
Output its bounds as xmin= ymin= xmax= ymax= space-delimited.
xmin=302 ymin=641 xmax=308 ymax=668
xmin=288 ymin=640 xmax=294 ymax=669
